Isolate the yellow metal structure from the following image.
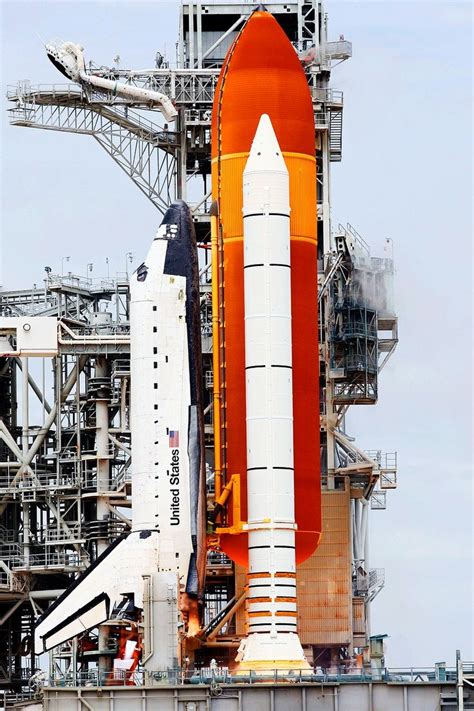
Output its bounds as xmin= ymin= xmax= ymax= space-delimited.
xmin=215 ymin=474 xmax=244 ymax=536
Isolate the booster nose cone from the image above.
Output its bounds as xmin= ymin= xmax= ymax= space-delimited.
xmin=244 ymin=114 xmax=288 ymax=176
xmin=244 ymin=114 xmax=290 ymax=217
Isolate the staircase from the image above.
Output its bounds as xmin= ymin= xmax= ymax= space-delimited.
xmin=329 ymin=109 xmax=343 ymax=161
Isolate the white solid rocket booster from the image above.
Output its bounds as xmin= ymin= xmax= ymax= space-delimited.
xmin=238 ymin=114 xmax=309 ymax=668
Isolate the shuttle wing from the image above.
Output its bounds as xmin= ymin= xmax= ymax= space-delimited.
xmin=35 ymin=532 xmax=159 ymax=653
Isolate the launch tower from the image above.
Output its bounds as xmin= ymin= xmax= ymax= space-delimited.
xmin=1 ymin=0 xmax=402 ymax=703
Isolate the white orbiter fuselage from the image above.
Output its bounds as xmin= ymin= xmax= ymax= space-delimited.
xmin=35 ymin=202 xmax=206 ymax=666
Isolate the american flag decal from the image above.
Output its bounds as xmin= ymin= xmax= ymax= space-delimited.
xmin=169 ymin=430 xmax=179 ymax=448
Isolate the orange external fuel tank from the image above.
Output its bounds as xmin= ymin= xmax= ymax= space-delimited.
xmin=211 ymin=9 xmax=321 ymax=566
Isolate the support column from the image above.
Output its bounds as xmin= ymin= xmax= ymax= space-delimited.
xmin=178 ymin=111 xmax=187 ymax=200
xmin=21 ymin=357 xmax=30 ymax=568
xmin=95 ymin=357 xmax=110 ymax=554
xmin=94 ymin=357 xmax=112 ymax=677
xmin=363 ymin=502 xmax=371 ymax=641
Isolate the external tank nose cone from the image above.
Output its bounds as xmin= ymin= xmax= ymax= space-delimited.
xmin=211 ymin=10 xmax=314 ymax=158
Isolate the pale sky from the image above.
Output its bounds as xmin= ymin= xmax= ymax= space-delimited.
xmin=1 ymin=0 xmax=472 ymax=667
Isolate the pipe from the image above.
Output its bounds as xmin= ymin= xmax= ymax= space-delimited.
xmin=142 ymin=575 xmax=154 ymax=666
xmin=361 ymin=500 xmax=369 ymax=563
xmin=196 ymin=1 xmax=202 ymax=69
xmin=352 ymin=500 xmax=361 ymax=562
xmin=457 ymin=650 xmax=464 ymax=711
xmin=83 ymin=72 xmax=177 ymax=120
xmin=21 ymin=357 xmax=30 ymax=567
xmin=21 ymin=357 xmax=29 ymax=456
xmin=94 ymin=357 xmax=112 ymax=677
xmin=210 ymin=205 xmax=222 ymax=500
xmin=119 ymin=377 xmax=128 ymax=431
xmin=189 ymin=0 xmax=195 ymax=69
xmin=81 ymin=61 xmax=176 ymax=121
xmin=211 ymin=474 xmax=239 ymax=524
xmin=364 ymin=506 xmax=371 ymax=640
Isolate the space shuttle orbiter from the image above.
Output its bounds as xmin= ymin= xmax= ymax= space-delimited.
xmin=35 ymin=202 xmax=207 ymax=666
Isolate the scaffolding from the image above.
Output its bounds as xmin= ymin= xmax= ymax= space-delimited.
xmin=1 ymin=0 xmax=399 ymax=698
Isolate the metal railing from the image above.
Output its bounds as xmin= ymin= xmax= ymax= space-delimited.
xmin=11 ymin=550 xmax=84 ymax=570
xmin=207 ymin=551 xmax=232 ymax=566
xmin=344 ymin=354 xmax=378 ymax=374
xmin=1 ymin=690 xmax=37 ymax=708
xmin=0 ymin=471 xmax=80 ymax=492
xmin=365 ymin=451 xmax=397 ymax=470
xmin=46 ymin=664 xmax=458 ymax=688
xmin=111 ymin=359 xmax=131 ymax=378
xmin=312 ymin=88 xmax=343 ymax=105
xmin=0 ymin=526 xmax=17 ymax=543
xmin=8 ymin=81 xmax=343 ymax=110
xmin=44 ymin=525 xmax=82 ymax=543
xmin=331 ymin=323 xmax=377 ymax=340
xmin=315 ymin=112 xmax=328 ymax=129
xmin=352 ymin=567 xmax=385 ymax=598
xmin=46 ymin=273 xmax=125 ymax=293
xmin=6 ymin=82 xmax=82 ymax=101
xmin=0 ymin=542 xmax=22 ymax=557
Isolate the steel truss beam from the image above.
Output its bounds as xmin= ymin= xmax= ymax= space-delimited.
xmin=8 ymin=96 xmax=178 ymax=214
